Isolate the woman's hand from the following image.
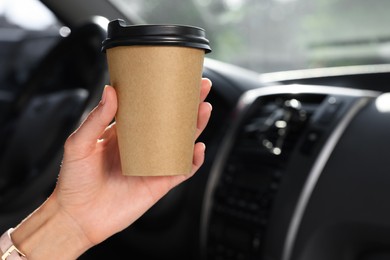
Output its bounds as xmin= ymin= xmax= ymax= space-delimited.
xmin=53 ymin=78 xmax=212 ymax=246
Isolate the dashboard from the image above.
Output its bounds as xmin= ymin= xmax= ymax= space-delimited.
xmin=198 ymin=61 xmax=390 ymax=260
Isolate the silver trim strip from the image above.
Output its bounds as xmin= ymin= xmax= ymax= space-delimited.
xmin=281 ymin=97 xmax=371 ymax=260
xmin=240 ymin=84 xmax=379 ymax=106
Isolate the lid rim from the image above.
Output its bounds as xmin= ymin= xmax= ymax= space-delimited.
xmin=102 ymin=19 xmax=211 ymax=53
xmin=102 ymin=41 xmax=212 ymax=53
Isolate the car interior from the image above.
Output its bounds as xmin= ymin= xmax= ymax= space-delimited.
xmin=1 ymin=0 xmax=390 ymax=260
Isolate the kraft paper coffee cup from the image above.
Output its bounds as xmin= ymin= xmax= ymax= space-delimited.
xmin=102 ymin=19 xmax=211 ymax=176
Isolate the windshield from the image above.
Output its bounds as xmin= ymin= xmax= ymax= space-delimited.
xmin=109 ymin=0 xmax=390 ymax=73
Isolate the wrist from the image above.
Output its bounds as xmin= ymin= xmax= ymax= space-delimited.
xmin=10 ymin=196 xmax=92 ymax=260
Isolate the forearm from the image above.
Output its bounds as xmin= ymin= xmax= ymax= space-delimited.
xmin=8 ymin=196 xmax=92 ymax=260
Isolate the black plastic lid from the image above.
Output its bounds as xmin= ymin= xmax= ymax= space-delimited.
xmin=102 ymin=19 xmax=211 ymax=53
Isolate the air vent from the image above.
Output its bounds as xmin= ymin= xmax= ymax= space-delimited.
xmin=203 ymin=92 xmax=326 ymax=260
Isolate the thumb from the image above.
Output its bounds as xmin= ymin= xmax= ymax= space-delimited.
xmin=64 ymin=85 xmax=117 ymax=160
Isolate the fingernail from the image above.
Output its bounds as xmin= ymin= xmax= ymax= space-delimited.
xmin=101 ymin=85 xmax=108 ymax=105
xmin=208 ymin=102 xmax=213 ymax=111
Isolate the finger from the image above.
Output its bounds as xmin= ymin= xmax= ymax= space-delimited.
xmin=191 ymin=142 xmax=206 ymax=174
xmin=64 ymin=85 xmax=117 ymax=157
xmin=168 ymin=142 xmax=207 ymax=188
xmin=200 ymin=78 xmax=212 ymax=103
xmin=195 ymin=102 xmax=212 ymax=140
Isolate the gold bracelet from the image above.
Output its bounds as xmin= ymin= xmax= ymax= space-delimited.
xmin=0 ymin=229 xmax=27 ymax=260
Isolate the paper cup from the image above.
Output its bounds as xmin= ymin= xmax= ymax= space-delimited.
xmin=102 ymin=19 xmax=211 ymax=176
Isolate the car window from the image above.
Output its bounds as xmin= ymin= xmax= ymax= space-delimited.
xmin=109 ymin=0 xmax=390 ymax=73
xmin=0 ymin=0 xmax=57 ymax=30
xmin=0 ymin=0 xmax=63 ymax=91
